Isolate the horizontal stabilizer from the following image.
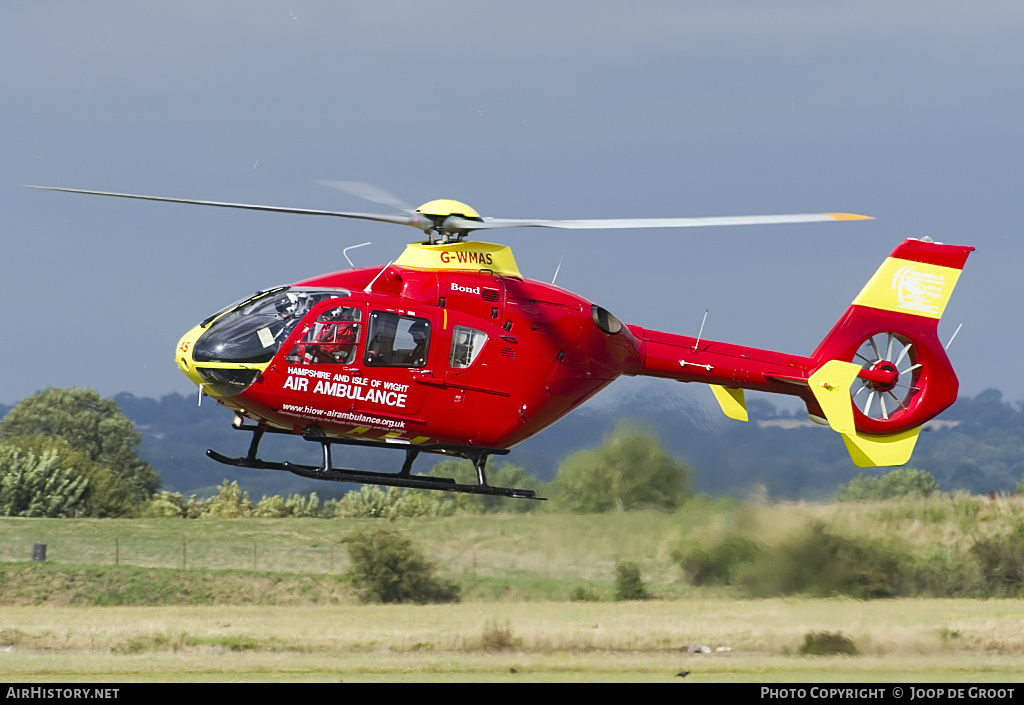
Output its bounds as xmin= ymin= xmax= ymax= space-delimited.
xmin=841 ymin=427 xmax=921 ymax=467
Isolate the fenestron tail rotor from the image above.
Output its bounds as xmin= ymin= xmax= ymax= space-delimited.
xmin=25 ymin=182 xmax=871 ymax=243
xmin=850 ymin=332 xmax=922 ymax=422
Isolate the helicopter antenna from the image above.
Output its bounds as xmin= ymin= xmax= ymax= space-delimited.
xmin=694 ymin=309 xmax=709 ymax=352
xmin=551 ymin=248 xmax=566 ymax=285
xmin=363 ymin=261 xmax=393 ymax=294
xmin=945 ymin=322 xmax=963 ymax=350
xmin=343 ymin=242 xmax=371 ymax=268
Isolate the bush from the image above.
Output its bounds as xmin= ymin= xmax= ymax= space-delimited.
xmin=835 ymin=468 xmax=940 ymax=502
xmin=799 ymin=631 xmax=858 ymax=656
xmin=674 ymin=519 xmax=907 ymax=599
xmin=614 ymin=560 xmax=651 ymax=600
xmin=674 ymin=534 xmax=765 ymax=587
xmin=739 ymin=522 xmax=905 ymax=599
xmin=570 ymin=585 xmax=601 ymax=602
xmin=970 ymin=520 xmax=1024 ymax=596
xmin=481 ymin=619 xmax=516 ymax=650
xmin=343 ymin=526 xmax=459 ymax=604
xmin=204 ymin=481 xmax=253 ymax=518
xmin=334 ymin=485 xmax=455 ymax=519
xmin=284 ymin=492 xmax=321 ymax=518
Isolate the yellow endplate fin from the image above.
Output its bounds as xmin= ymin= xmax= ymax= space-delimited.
xmin=841 ymin=427 xmax=922 ymax=468
xmin=808 ymin=360 xmax=862 ymax=435
xmin=852 ymin=256 xmax=962 ymax=320
xmin=709 ymin=384 xmax=747 ymax=422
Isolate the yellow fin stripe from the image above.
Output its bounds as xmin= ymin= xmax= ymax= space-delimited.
xmin=852 ymin=257 xmax=961 ymax=320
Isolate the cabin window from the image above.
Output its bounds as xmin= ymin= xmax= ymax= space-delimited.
xmin=286 ymin=305 xmax=362 ymax=365
xmin=364 ymin=312 xmax=431 ymax=368
xmin=449 ymin=326 xmax=487 ymax=368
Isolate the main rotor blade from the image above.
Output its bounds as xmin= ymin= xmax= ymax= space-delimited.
xmin=315 ymin=180 xmax=416 ymax=214
xmin=28 ymin=184 xmax=871 ymax=238
xmin=447 ymin=212 xmax=871 ymax=232
xmin=24 ymin=185 xmax=433 ymax=230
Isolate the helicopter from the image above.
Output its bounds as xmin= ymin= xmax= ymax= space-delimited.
xmin=28 ymin=182 xmax=973 ymax=500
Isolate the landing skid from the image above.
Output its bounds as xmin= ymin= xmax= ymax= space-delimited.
xmin=206 ymin=420 xmax=542 ymax=500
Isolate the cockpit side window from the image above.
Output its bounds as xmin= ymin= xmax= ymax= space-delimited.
xmin=449 ymin=325 xmax=487 ymax=368
xmin=193 ymin=289 xmax=350 ymax=364
xmin=364 ymin=311 xmax=431 ymax=368
xmin=286 ymin=305 xmax=362 ymax=365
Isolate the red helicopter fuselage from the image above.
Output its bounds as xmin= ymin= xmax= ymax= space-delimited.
xmin=178 ymin=244 xmax=649 ymax=450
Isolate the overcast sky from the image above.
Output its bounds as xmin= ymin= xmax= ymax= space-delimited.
xmin=3 ymin=2 xmax=1022 ymax=411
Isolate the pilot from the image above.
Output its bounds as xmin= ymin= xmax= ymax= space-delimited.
xmin=403 ymin=320 xmax=429 ymax=366
xmin=273 ymin=293 xmax=306 ymax=343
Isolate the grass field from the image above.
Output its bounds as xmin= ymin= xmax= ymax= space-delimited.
xmin=1 ymin=498 xmax=1023 ymax=682
xmin=1 ymin=601 xmax=1023 ymax=682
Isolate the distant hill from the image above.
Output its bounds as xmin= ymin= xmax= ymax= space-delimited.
xmin=109 ymin=383 xmax=1024 ymax=501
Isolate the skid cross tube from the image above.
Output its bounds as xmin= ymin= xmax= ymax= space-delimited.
xmin=206 ymin=421 xmax=542 ymax=500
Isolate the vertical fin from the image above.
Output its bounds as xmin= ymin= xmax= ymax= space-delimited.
xmin=808 ymin=238 xmax=973 ymax=467
xmin=807 ymin=360 xmax=861 ymax=435
xmin=709 ymin=384 xmax=748 ymax=422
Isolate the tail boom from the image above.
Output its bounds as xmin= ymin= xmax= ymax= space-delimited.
xmin=625 ymin=238 xmax=973 ymax=467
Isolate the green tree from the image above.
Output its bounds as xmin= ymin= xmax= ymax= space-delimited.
xmin=553 ymin=425 xmax=691 ymax=513
xmin=0 ymin=388 xmax=159 ymax=505
xmin=0 ymin=445 xmax=89 ymax=517
xmin=1 ymin=435 xmax=135 ymax=517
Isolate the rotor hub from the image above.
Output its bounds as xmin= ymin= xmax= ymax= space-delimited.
xmin=415 ymin=199 xmax=480 ymax=219
xmin=860 ymin=360 xmax=899 ymax=392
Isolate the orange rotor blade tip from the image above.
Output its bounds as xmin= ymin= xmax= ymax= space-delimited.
xmin=827 ymin=213 xmax=874 ymax=221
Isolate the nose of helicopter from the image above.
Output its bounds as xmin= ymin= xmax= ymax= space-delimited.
xmin=174 ymin=321 xmax=267 ymax=398
xmin=175 ymin=324 xmax=207 ymax=389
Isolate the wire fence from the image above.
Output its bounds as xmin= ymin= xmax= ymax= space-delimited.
xmin=2 ymin=537 xmax=348 ymax=574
